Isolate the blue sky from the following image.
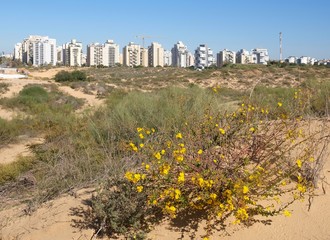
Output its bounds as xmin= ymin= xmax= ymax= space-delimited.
xmin=1 ymin=0 xmax=330 ymax=59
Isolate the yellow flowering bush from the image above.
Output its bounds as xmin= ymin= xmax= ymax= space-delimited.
xmin=92 ymin=89 xmax=326 ymax=238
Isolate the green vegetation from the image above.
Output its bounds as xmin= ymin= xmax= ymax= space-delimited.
xmin=54 ymin=70 xmax=87 ymax=82
xmin=0 ymin=65 xmax=329 ymax=238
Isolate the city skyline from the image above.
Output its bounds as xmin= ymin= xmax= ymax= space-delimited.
xmin=1 ymin=0 xmax=330 ymax=60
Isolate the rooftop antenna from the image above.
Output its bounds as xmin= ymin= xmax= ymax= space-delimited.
xmin=279 ymin=32 xmax=283 ymax=62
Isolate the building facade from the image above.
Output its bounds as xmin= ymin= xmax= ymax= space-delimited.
xmin=15 ymin=35 xmax=57 ymax=66
xmin=236 ymin=49 xmax=253 ymax=64
xmin=62 ymin=39 xmax=83 ymax=67
xmin=87 ymin=40 xmax=119 ymax=67
xmin=163 ymin=50 xmax=172 ymax=66
xmin=217 ymin=49 xmax=236 ymax=67
xmin=171 ymin=41 xmax=190 ymax=68
xmin=194 ymin=44 xmax=215 ymax=69
xmin=251 ymin=48 xmax=269 ymax=65
xmin=123 ymin=42 xmax=141 ymax=67
xmin=103 ymin=40 xmax=119 ymax=67
xmin=148 ymin=42 xmax=164 ymax=67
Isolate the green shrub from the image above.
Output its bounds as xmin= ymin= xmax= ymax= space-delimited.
xmin=54 ymin=70 xmax=87 ymax=82
xmin=90 ymin=94 xmax=327 ymax=238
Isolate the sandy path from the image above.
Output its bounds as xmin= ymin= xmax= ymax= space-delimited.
xmin=57 ymin=85 xmax=104 ymax=109
xmin=0 ymin=137 xmax=44 ymax=165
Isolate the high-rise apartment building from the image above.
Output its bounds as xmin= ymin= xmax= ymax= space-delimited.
xmin=104 ymin=40 xmax=120 ymax=67
xmin=15 ymin=35 xmax=57 ymax=66
xmin=14 ymin=43 xmax=22 ymax=61
xmin=217 ymin=49 xmax=236 ymax=67
xmin=123 ymin=42 xmax=141 ymax=67
xmin=87 ymin=43 xmax=104 ymax=66
xmin=251 ymin=48 xmax=269 ymax=65
xmin=163 ymin=50 xmax=172 ymax=66
xmin=194 ymin=44 xmax=215 ymax=69
xmin=140 ymin=48 xmax=149 ymax=67
xmin=86 ymin=40 xmax=120 ymax=67
xmin=171 ymin=41 xmax=190 ymax=68
xmin=63 ymin=39 xmax=83 ymax=66
xmin=148 ymin=42 xmax=164 ymax=67
xmin=236 ymin=49 xmax=253 ymax=64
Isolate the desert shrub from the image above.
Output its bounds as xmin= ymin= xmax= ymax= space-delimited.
xmin=300 ymin=78 xmax=330 ymax=117
xmin=0 ymin=156 xmax=36 ymax=185
xmin=54 ymin=70 xmax=87 ymax=82
xmin=0 ymin=118 xmax=20 ymax=147
xmin=91 ymin=97 xmax=327 ymax=238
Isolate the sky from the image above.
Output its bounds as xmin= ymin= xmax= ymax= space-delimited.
xmin=1 ymin=0 xmax=330 ymax=60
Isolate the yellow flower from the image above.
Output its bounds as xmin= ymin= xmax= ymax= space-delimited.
xmin=249 ymin=127 xmax=255 ymax=132
xmin=198 ymin=177 xmax=204 ymax=187
xmin=297 ymin=183 xmax=306 ymax=193
xmin=283 ymin=210 xmax=291 ymax=217
xmin=136 ymin=185 xmax=143 ymax=192
xmin=165 ymin=205 xmax=176 ymax=218
xmin=235 ymin=208 xmax=249 ymax=220
xmin=151 ymin=128 xmax=155 ymax=133
xmin=133 ymin=173 xmax=141 ymax=183
xmin=296 ymin=159 xmax=302 ymax=168
xmin=145 ymin=164 xmax=150 ymax=170
xmin=174 ymin=189 xmax=181 ymax=200
xmin=129 ymin=142 xmax=138 ymax=152
xmin=137 ymin=127 xmax=143 ymax=132
xmin=203 ymin=237 xmax=210 ymax=240
xmin=243 ymin=186 xmax=249 ymax=194
xmin=161 ymin=149 xmax=166 ymax=155
xmin=125 ymin=171 xmax=133 ymax=181
xmin=176 ymin=132 xmax=182 ymax=139
xmin=210 ymin=193 xmax=217 ymax=200
xmin=154 ymin=152 xmax=161 ymax=160
xmin=219 ymin=128 xmax=226 ymax=135
xmin=160 ymin=164 xmax=170 ymax=175
xmin=146 ymin=130 xmax=151 ymax=135
xmin=176 ymin=155 xmax=184 ymax=162
xmin=197 ymin=149 xmax=203 ymax=154
xmin=278 ymin=102 xmax=283 ymax=107
xmin=139 ymin=133 xmax=144 ymax=139
xmin=178 ymin=172 xmax=185 ymax=183
xmin=139 ymin=143 xmax=144 ymax=148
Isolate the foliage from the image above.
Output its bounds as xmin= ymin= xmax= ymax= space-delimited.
xmin=54 ymin=70 xmax=87 ymax=82
xmin=91 ymin=89 xmax=326 ymax=238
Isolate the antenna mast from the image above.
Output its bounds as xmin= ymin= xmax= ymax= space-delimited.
xmin=279 ymin=32 xmax=283 ymax=62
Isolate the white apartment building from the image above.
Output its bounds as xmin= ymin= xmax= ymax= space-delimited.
xmin=32 ymin=37 xmax=57 ymax=66
xmin=14 ymin=43 xmax=22 ymax=61
xmin=251 ymin=48 xmax=269 ymax=65
xmin=57 ymin=46 xmax=63 ymax=64
xmin=148 ymin=42 xmax=164 ymax=67
xmin=285 ymin=56 xmax=297 ymax=64
xmin=163 ymin=50 xmax=172 ymax=66
xmin=187 ymin=52 xmax=195 ymax=67
xmin=104 ymin=40 xmax=120 ymax=67
xmin=123 ymin=42 xmax=141 ymax=67
xmin=217 ymin=49 xmax=236 ymax=67
xmin=15 ymin=35 xmax=57 ymax=66
xmin=140 ymin=48 xmax=149 ymax=67
xmin=236 ymin=49 xmax=253 ymax=64
xmin=86 ymin=40 xmax=120 ymax=67
xmin=87 ymin=43 xmax=104 ymax=66
xmin=63 ymin=39 xmax=83 ymax=67
xmin=194 ymin=44 xmax=215 ymax=69
xmin=171 ymin=41 xmax=190 ymax=68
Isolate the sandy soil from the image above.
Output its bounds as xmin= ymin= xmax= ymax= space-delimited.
xmin=27 ymin=67 xmax=71 ymax=79
xmin=0 ymin=136 xmax=44 ymax=165
xmin=0 ymin=68 xmax=329 ymax=239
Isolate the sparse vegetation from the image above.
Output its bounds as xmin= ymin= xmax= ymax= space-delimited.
xmin=0 ymin=65 xmax=329 ymax=239
xmin=54 ymin=70 xmax=87 ymax=82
